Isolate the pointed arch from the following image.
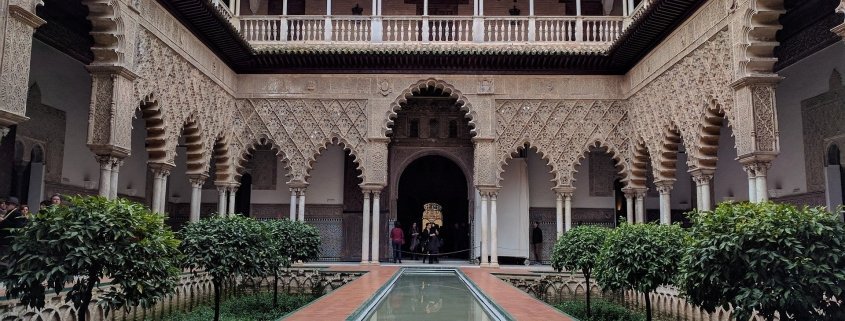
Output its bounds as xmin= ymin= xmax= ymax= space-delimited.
xmin=629 ymin=138 xmax=651 ymax=189
xmin=497 ymin=141 xmax=560 ymax=187
xmin=384 ymin=78 xmax=478 ymax=137
xmin=234 ymin=136 xmax=289 ymax=182
xmin=304 ymin=135 xmax=365 ymax=182
xmin=178 ymin=114 xmax=207 ymax=175
xmin=655 ymin=123 xmax=683 ymax=181
xmin=135 ymin=93 xmax=168 ymax=164
xmin=570 ymin=139 xmax=630 ymax=185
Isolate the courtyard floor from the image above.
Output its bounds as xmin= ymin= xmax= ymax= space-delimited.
xmin=283 ymin=261 xmax=573 ymax=320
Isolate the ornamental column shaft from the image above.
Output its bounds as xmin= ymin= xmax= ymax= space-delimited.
xmin=150 ymin=164 xmax=173 ymax=213
xmin=109 ymin=159 xmax=122 ymax=200
xmin=188 ymin=175 xmax=207 ymax=223
xmin=744 ymin=165 xmax=757 ymax=203
xmin=298 ymin=189 xmax=306 ymax=221
xmin=370 ymin=190 xmax=381 ymax=264
xmin=217 ymin=186 xmax=227 ymax=216
xmin=289 ymin=189 xmax=297 ymax=220
xmin=97 ymin=156 xmax=114 ymax=198
xmin=361 ymin=190 xmax=371 ymax=264
xmin=228 ymin=186 xmax=237 ymax=215
xmin=489 ymin=192 xmax=499 ymax=268
xmin=691 ymin=170 xmax=714 ymax=211
xmin=655 ymin=181 xmax=674 ymax=225
xmin=624 ymin=191 xmax=634 ymax=223
xmin=479 ymin=192 xmax=489 ymax=267
xmin=555 ymin=193 xmax=563 ymax=238
xmin=635 ymin=190 xmax=645 ymax=223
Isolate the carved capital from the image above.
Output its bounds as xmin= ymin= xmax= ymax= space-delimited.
xmin=654 ymin=180 xmax=675 ymax=194
xmin=553 ymin=186 xmax=575 ymax=198
xmin=149 ymin=162 xmax=175 ymax=178
xmin=477 ymin=186 xmax=501 ymax=198
xmin=187 ymin=174 xmax=209 ymax=187
xmin=732 ymin=77 xmax=781 ymax=156
xmin=689 ymin=169 xmax=715 ymax=186
xmin=95 ymin=154 xmax=123 ymax=169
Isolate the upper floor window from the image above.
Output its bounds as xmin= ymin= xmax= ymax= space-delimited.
xmin=409 ymin=119 xmax=419 ymax=138
xmin=429 ymin=119 xmax=439 ymax=138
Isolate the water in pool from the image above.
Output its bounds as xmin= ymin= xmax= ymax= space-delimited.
xmin=366 ymin=272 xmax=492 ymax=321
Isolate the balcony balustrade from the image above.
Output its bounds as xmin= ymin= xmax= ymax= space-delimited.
xmin=212 ymin=0 xmax=652 ymax=47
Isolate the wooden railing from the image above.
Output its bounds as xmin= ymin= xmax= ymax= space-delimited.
xmin=239 ymin=15 xmax=626 ymax=46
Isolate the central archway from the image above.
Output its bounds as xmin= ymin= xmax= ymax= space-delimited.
xmin=397 ymin=155 xmax=470 ymax=259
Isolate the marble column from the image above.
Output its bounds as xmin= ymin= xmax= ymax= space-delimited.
xmin=150 ymin=163 xmax=173 ymax=214
xmin=96 ymin=156 xmax=115 ymax=198
xmin=109 ymin=158 xmax=123 ymax=200
xmin=188 ymin=175 xmax=207 ymax=223
xmin=361 ymin=190 xmax=371 ymax=265
xmin=489 ymin=192 xmax=499 ymax=268
xmin=655 ymin=181 xmax=674 ymax=225
xmin=217 ymin=186 xmax=227 ymax=216
xmin=370 ymin=190 xmax=381 ymax=265
xmin=744 ymin=164 xmax=757 ymax=203
xmin=555 ymin=192 xmax=563 ymax=238
xmin=228 ymin=186 xmax=237 ymax=215
xmin=289 ymin=188 xmax=297 ymax=220
xmin=635 ymin=189 xmax=646 ymax=223
xmin=691 ymin=170 xmax=714 ymax=211
xmin=623 ymin=189 xmax=634 ymax=223
xmin=556 ymin=187 xmax=574 ymax=232
xmin=754 ymin=162 xmax=771 ymax=202
xmin=298 ymin=189 xmax=306 ymax=222
xmin=479 ymin=192 xmax=489 ymax=267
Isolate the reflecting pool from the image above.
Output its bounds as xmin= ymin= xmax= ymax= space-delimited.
xmin=353 ymin=269 xmax=512 ymax=321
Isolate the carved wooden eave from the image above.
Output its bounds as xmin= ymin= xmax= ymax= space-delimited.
xmin=155 ymin=0 xmax=707 ymax=74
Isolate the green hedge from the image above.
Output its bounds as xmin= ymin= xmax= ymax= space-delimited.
xmin=555 ymin=299 xmax=645 ymax=321
xmin=154 ymin=292 xmax=315 ymax=321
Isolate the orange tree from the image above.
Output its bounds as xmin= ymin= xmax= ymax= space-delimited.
xmin=551 ymin=225 xmax=609 ymax=318
xmin=678 ymin=202 xmax=845 ymax=321
xmin=2 ymin=196 xmax=180 ymax=321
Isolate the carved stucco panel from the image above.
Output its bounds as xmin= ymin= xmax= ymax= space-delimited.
xmin=801 ymin=77 xmax=845 ymax=192
xmin=0 ymin=12 xmax=40 ymax=120
xmin=495 ymin=99 xmax=630 ymax=187
xmin=627 ymin=30 xmax=737 ymax=175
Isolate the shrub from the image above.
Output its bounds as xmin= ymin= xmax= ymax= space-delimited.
xmin=155 ymin=292 xmax=314 ymax=321
xmin=551 ymin=225 xmax=609 ymax=318
xmin=180 ymin=216 xmax=273 ymax=321
xmin=556 ymin=299 xmax=646 ymax=321
xmin=2 ymin=196 xmax=181 ymax=321
xmin=677 ymin=202 xmax=845 ymax=321
xmin=263 ymin=220 xmax=321 ymax=306
xmin=594 ymin=223 xmax=685 ymax=321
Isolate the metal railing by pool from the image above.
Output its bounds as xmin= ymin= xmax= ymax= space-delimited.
xmin=347 ymin=268 xmax=514 ymax=321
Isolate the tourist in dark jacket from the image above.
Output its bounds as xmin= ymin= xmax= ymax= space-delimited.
xmin=531 ymin=221 xmax=543 ymax=264
xmin=390 ymin=221 xmax=404 ymax=263
xmin=428 ymin=226 xmax=441 ymax=264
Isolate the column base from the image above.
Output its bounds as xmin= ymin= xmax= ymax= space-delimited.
xmin=479 ymin=263 xmax=491 ymax=268
xmin=489 ymin=263 xmax=500 ymax=268
xmin=359 ymin=261 xmax=370 ymax=266
xmin=369 ymin=261 xmax=380 ymax=265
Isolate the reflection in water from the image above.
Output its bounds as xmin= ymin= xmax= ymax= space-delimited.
xmin=367 ymin=273 xmax=491 ymax=321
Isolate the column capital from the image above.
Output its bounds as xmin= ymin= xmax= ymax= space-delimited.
xmin=553 ymin=186 xmax=575 ymax=197
xmin=216 ymin=185 xmax=228 ymax=193
xmin=654 ymin=180 xmax=675 ymax=194
xmin=477 ymin=186 xmax=500 ymax=197
xmin=739 ymin=155 xmax=773 ymax=176
xmin=187 ymin=174 xmax=209 ymax=187
xmin=95 ymin=154 xmax=124 ymax=166
xmin=148 ymin=162 xmax=175 ymax=177
xmin=689 ymin=169 xmax=715 ymax=185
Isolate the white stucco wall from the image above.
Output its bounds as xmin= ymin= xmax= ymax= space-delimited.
xmin=28 ymin=40 xmax=98 ymax=189
xmin=769 ymin=41 xmax=845 ymax=197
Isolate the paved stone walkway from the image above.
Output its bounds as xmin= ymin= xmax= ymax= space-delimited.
xmin=283 ymin=264 xmax=574 ymax=320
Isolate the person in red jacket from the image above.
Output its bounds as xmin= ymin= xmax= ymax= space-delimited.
xmin=390 ymin=221 xmax=405 ymax=263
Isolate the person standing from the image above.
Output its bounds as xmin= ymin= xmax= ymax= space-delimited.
xmin=428 ymin=225 xmax=440 ymax=264
xmin=531 ymin=221 xmax=543 ymax=265
xmin=0 ymin=197 xmax=24 ymax=256
xmin=390 ymin=221 xmax=404 ymax=263
xmin=409 ymin=222 xmax=420 ymax=260
xmin=420 ymin=223 xmax=431 ymax=263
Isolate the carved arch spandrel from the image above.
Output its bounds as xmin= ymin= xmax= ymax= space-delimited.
xmin=304 ymin=136 xmax=365 ymax=182
xmin=132 ymin=30 xmax=237 ymax=173
xmin=495 ymin=99 xmax=632 ymax=188
xmin=384 ymin=78 xmax=479 ymax=137
xmin=233 ymin=136 xmax=289 ymax=183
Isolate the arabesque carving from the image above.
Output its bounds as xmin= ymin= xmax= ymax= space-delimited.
xmin=495 ymin=99 xmax=630 ymax=187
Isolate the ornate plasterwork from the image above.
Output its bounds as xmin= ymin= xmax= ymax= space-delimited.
xmin=229 ymin=98 xmax=368 ymax=184
xmin=384 ymin=79 xmax=478 ymax=137
xmin=627 ymin=30 xmax=737 ymax=180
xmin=0 ymin=0 xmax=45 ymax=133
xmin=132 ymin=30 xmax=237 ymax=176
xmin=729 ymin=0 xmax=785 ymax=80
xmin=801 ymin=71 xmax=845 ymax=193
xmin=495 ymin=99 xmax=630 ymax=187
xmin=81 ymin=0 xmax=136 ymax=67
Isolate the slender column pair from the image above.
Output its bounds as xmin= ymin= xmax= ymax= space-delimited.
xmin=742 ymin=160 xmax=772 ymax=203
xmin=214 ymin=183 xmax=238 ymax=216
xmin=654 ymin=180 xmax=675 ymax=225
xmin=149 ymin=163 xmax=174 ymax=214
xmin=632 ymin=188 xmax=647 ymax=223
xmin=622 ymin=188 xmax=635 ymax=223
xmin=553 ymin=186 xmax=574 ymax=238
xmin=96 ymin=155 xmax=124 ymax=200
xmin=360 ymin=188 xmax=382 ymax=265
xmin=187 ymin=174 xmax=208 ymax=222
xmin=478 ymin=188 xmax=500 ymax=268
xmin=288 ymin=187 xmax=307 ymax=221
xmin=690 ymin=169 xmax=715 ymax=211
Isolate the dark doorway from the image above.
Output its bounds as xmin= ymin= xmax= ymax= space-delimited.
xmin=235 ymin=173 xmax=252 ymax=216
xmin=397 ymin=155 xmax=469 ymax=259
